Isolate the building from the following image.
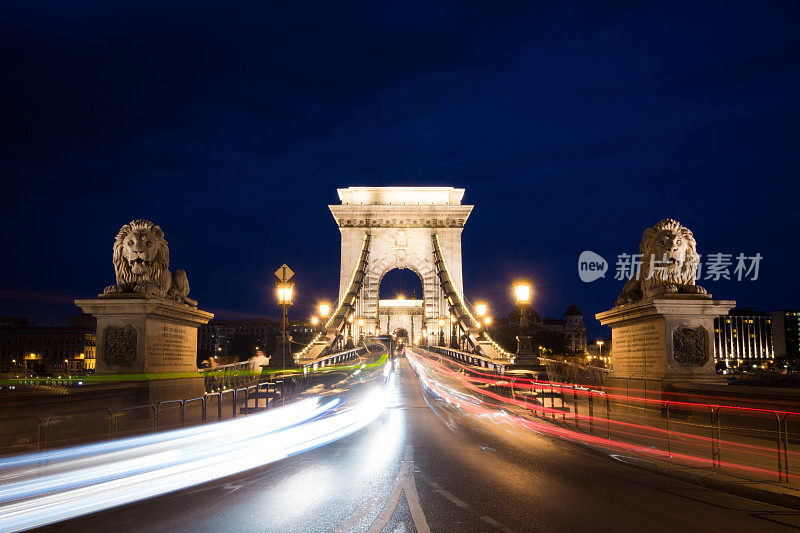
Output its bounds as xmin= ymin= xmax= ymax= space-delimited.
xmin=199 ymin=318 xmax=317 ymax=358
xmin=772 ymin=310 xmax=800 ymax=365
xmin=199 ymin=319 xmax=279 ymax=356
xmin=541 ymin=305 xmax=588 ymax=353
xmin=501 ymin=305 xmax=588 ymax=355
xmin=714 ymin=308 xmax=774 ymax=368
xmin=0 ymin=318 xmax=96 ymax=373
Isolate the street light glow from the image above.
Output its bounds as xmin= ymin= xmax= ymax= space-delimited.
xmin=513 ymin=279 xmax=532 ymax=305
xmin=475 ymin=302 xmax=487 ymax=317
xmin=276 ymin=281 xmax=294 ymax=305
xmin=318 ymin=302 xmax=330 ymax=318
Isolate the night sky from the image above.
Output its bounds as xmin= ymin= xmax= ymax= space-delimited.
xmin=2 ymin=2 xmax=799 ymax=340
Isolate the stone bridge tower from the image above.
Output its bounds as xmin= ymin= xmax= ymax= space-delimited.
xmin=330 ymin=187 xmax=472 ymax=337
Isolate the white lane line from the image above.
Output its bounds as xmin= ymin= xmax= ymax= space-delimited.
xmin=481 ymin=514 xmax=514 ymax=532
xmin=425 ymin=479 xmax=468 ymax=509
xmin=363 ymin=445 xmax=431 ymax=533
xmin=333 ymin=496 xmax=382 ymax=533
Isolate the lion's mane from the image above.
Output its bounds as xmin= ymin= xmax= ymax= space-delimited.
xmin=616 ymin=218 xmax=706 ymax=306
xmin=112 ymin=219 xmax=170 ymax=291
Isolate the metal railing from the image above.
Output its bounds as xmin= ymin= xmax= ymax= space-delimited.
xmin=437 ymin=355 xmax=800 ymax=485
xmin=1 ymin=346 xmax=378 ymax=457
xmin=299 ymin=347 xmax=366 ymax=372
xmin=200 ymin=361 xmax=261 ymax=393
xmin=427 ymin=345 xmax=510 ymax=373
xmin=0 ymin=379 xmax=284 ymax=456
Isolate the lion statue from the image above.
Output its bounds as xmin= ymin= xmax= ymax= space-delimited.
xmin=615 ymin=218 xmax=707 ymax=306
xmin=103 ymin=219 xmax=198 ymax=306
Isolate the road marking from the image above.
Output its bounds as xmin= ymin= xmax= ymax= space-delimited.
xmin=361 ymin=445 xmax=431 ymax=533
xmin=333 ymin=497 xmax=382 ymax=533
xmin=481 ymin=515 xmax=514 ymax=532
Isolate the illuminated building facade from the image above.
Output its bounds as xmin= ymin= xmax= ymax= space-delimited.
xmin=0 ymin=318 xmax=96 ymax=373
xmin=772 ymin=310 xmax=800 ymax=363
xmin=199 ymin=319 xmax=316 ymax=356
xmin=714 ymin=308 xmax=773 ymax=368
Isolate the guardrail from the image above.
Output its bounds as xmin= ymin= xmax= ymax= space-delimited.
xmin=428 ymin=353 xmax=800 ymax=485
xmin=200 ymin=361 xmax=261 ymax=393
xmin=539 ymin=357 xmax=609 ymax=388
xmin=0 ymin=379 xmax=290 ymax=456
xmin=298 ymin=347 xmax=366 ymax=372
xmin=0 ymin=352 xmax=381 ymax=458
xmin=427 ymin=345 xmax=510 ymax=374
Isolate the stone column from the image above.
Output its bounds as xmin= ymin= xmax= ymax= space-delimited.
xmin=75 ymin=294 xmax=213 ymax=403
xmin=596 ymin=295 xmax=734 ymax=385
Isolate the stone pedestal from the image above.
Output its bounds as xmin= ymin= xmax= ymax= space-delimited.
xmin=75 ymin=294 xmax=214 ymax=404
xmin=596 ymin=295 xmax=734 ymax=385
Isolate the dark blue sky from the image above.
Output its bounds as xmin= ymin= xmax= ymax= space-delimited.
xmin=1 ymin=1 xmax=799 ymax=339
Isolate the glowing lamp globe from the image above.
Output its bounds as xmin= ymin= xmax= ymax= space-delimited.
xmin=277 ymin=281 xmax=294 ymax=305
xmin=513 ymin=280 xmax=532 ymax=306
xmin=319 ymin=301 xmax=331 ymax=318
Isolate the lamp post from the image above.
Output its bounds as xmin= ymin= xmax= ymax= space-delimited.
xmin=596 ymin=340 xmax=604 ymax=360
xmin=450 ymin=314 xmax=458 ymax=349
xmin=276 ymin=279 xmax=294 ymax=360
xmin=513 ymin=279 xmax=537 ymax=365
xmin=319 ymin=301 xmax=330 ymax=323
xmin=346 ymin=314 xmax=354 ymax=349
xmin=311 ymin=316 xmax=319 ymax=332
xmin=274 ymin=264 xmax=295 ymax=362
xmin=475 ymin=302 xmax=487 ymax=340
xmin=438 ymin=318 xmax=445 ymax=347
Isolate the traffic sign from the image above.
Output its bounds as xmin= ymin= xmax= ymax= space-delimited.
xmin=275 ymin=264 xmax=294 ymax=282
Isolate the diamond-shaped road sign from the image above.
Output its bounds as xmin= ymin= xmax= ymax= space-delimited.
xmin=274 ymin=264 xmax=294 ymax=282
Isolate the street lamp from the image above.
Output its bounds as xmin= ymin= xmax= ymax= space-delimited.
xmin=513 ymin=280 xmax=532 ymax=306
xmin=474 ymin=302 xmax=488 ymax=341
xmin=513 ymin=279 xmax=537 ymax=364
xmin=450 ymin=314 xmax=458 ymax=349
xmin=311 ymin=316 xmax=319 ymax=332
xmin=596 ymin=340 xmax=604 ymax=359
xmin=345 ymin=314 xmax=355 ymax=349
xmin=319 ymin=301 xmax=331 ymax=320
xmin=276 ymin=279 xmax=294 ymax=359
xmin=438 ymin=318 xmax=445 ymax=346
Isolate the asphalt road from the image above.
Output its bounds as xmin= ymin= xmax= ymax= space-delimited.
xmin=42 ymin=351 xmax=800 ymax=533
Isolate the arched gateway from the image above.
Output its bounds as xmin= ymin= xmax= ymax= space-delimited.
xmin=331 ymin=187 xmax=470 ymax=338
xmin=295 ymin=186 xmax=513 ymax=366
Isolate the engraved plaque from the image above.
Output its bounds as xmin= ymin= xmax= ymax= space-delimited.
xmin=104 ymin=325 xmax=138 ymax=365
xmin=673 ymin=326 xmax=707 ymax=366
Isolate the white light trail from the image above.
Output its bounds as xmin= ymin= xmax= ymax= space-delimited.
xmin=0 ymin=366 xmax=396 ymax=533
